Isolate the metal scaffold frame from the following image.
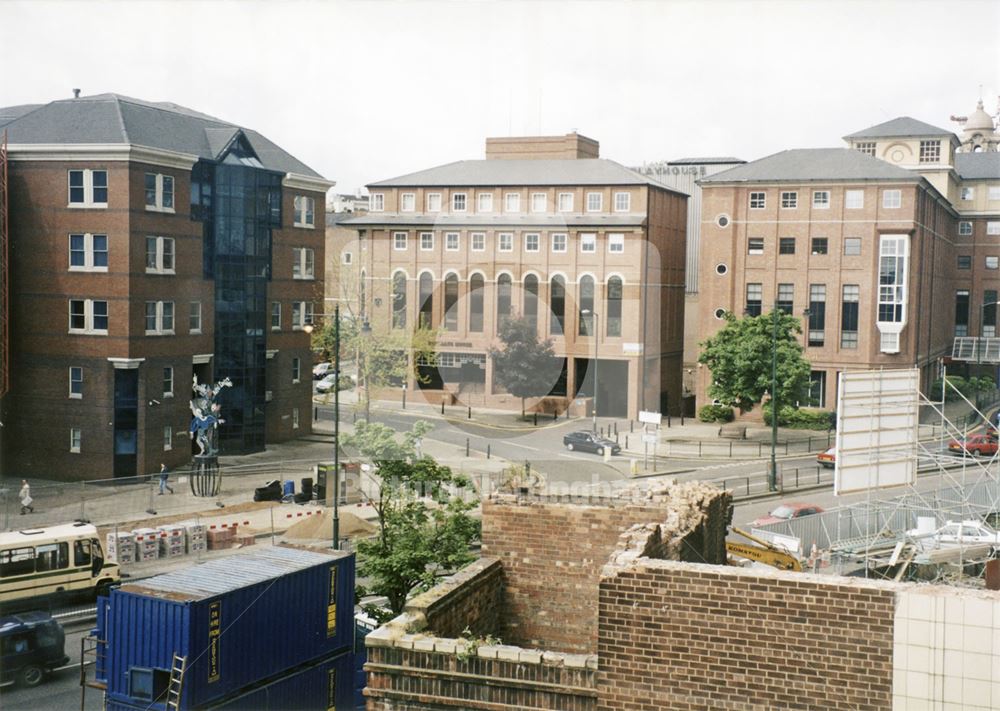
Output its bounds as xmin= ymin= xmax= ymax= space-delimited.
xmin=0 ymin=129 xmax=9 ymax=399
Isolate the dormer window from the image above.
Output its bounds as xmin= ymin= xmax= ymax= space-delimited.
xmin=855 ymin=142 xmax=876 ymax=157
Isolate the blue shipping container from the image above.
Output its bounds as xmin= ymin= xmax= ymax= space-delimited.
xmin=103 ymin=545 xmax=355 ymax=710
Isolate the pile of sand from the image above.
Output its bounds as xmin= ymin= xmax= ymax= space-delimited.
xmin=284 ymin=510 xmax=377 ymax=541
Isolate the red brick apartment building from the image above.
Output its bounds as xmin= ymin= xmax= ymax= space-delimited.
xmin=695 ymin=101 xmax=1000 ymax=411
xmin=0 ymin=94 xmax=332 ymax=480
xmin=337 ymin=133 xmax=688 ymax=419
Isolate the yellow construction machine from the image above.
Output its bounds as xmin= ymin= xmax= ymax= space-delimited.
xmin=726 ymin=527 xmax=802 ymax=572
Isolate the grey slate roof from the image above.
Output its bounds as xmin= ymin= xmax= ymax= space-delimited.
xmin=340 ymin=214 xmax=647 ymax=228
xmin=699 ymin=148 xmax=920 ymax=184
xmin=0 ymin=93 xmax=324 ymax=179
xmin=955 ymin=152 xmax=1000 ymax=180
xmin=844 ymin=116 xmax=956 ymax=140
xmin=667 ymin=157 xmax=745 ymax=165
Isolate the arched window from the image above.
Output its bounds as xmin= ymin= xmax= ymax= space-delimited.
xmin=469 ymin=274 xmax=484 ymax=332
xmin=497 ymin=273 xmax=512 ymax=326
xmin=392 ymin=272 xmax=407 ymax=329
xmin=550 ymin=275 xmax=565 ymax=335
xmin=606 ymin=276 xmax=622 ymax=336
xmin=419 ymin=273 xmax=434 ymax=329
xmin=360 ymin=270 xmax=367 ymax=319
xmin=444 ymin=273 xmax=459 ymax=332
xmin=578 ymin=275 xmax=594 ymax=336
xmin=524 ymin=274 xmax=539 ymax=332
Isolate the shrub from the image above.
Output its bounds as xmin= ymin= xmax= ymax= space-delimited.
xmin=762 ymin=402 xmax=833 ymax=429
xmin=930 ymin=375 xmax=972 ymax=402
xmin=698 ymin=404 xmax=735 ymax=423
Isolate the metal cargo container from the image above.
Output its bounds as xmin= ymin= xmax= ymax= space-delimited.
xmin=102 ymin=545 xmax=355 ymax=710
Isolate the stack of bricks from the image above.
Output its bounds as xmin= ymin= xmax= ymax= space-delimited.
xmin=156 ymin=525 xmax=186 ymax=558
xmin=131 ymin=528 xmax=160 ymax=562
xmin=106 ymin=531 xmax=135 ymax=565
xmin=182 ymin=522 xmax=207 ymax=553
xmin=206 ymin=526 xmax=234 ymax=551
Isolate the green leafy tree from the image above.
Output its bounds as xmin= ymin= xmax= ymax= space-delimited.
xmin=697 ymin=310 xmax=811 ymax=413
xmin=488 ymin=315 xmax=562 ymax=417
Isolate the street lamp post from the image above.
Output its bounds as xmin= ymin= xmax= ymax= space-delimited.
xmin=304 ymin=305 xmax=341 ymax=549
xmin=583 ymin=309 xmax=599 ymax=432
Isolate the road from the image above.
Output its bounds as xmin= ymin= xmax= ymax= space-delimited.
xmin=1 ymin=623 xmax=102 ymax=711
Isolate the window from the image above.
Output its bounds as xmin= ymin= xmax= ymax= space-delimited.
xmin=580 ymin=233 xmax=596 ymax=253
xmin=68 ymin=299 xmax=108 ymax=334
xmin=498 ymin=233 xmax=513 ymax=252
xmin=983 ymin=290 xmax=998 ymax=337
xmin=479 ymin=193 xmax=495 ymax=212
xmin=807 ymin=371 xmax=826 ymax=407
xmin=779 ymin=237 xmax=796 ymax=255
xmin=292 ymin=301 xmax=314 ymax=330
xmin=418 ymin=273 xmax=433 ymax=328
xmin=291 ymin=357 xmax=301 ymax=383
xmin=444 ymin=274 xmax=459 ymax=331
xmin=812 ymin=191 xmax=830 ymax=208
xmin=777 ymin=284 xmax=794 ymax=314
xmin=987 ymin=257 xmax=999 ymax=270
xmin=748 ymin=238 xmax=764 ymax=255
xmin=497 ymin=274 xmax=512 ymax=325
xmin=68 ymin=233 xmax=108 ymax=271
xmin=614 ymin=192 xmax=631 ymax=212
xmin=845 ymin=190 xmax=864 ymax=209
xmin=844 ymin=238 xmax=862 ymax=256
xmin=746 ymin=283 xmax=762 ymax=317
xmin=961 ymin=187 xmax=975 ymax=201
xmin=780 ymin=191 xmax=797 ymax=209
xmin=145 ymin=301 xmax=175 ymax=335
xmin=70 ymin=428 xmax=81 ymax=453
xmin=469 ymin=274 xmax=484 ymax=332
xmin=400 ymin=193 xmax=415 ymax=212
xmin=808 ymin=284 xmax=826 ymax=346
xmin=880 ymin=332 xmax=899 ymax=353
xmin=990 ymin=186 xmax=1000 ymax=201
xmin=551 ymin=233 xmax=567 ymax=253
xmin=163 ymin=366 xmax=174 ymax=396
xmin=69 ymin=366 xmax=83 ymax=398
xmin=445 ymin=232 xmax=459 ymax=251
xmin=958 ymin=255 xmax=972 ymax=270
xmin=68 ymin=169 xmax=108 ymax=207
xmin=292 ymin=408 xmax=300 ymax=429
xmin=525 ymin=233 xmax=539 ymax=252
xmin=371 ymin=193 xmax=384 ymax=211
xmin=293 ymin=195 xmax=315 ymax=227
xmin=503 ymin=193 xmax=518 ymax=212
xmin=393 ymin=232 xmax=408 ymax=250
xmin=524 ymin=274 xmax=539 ymax=332
xmin=145 ymin=236 xmax=175 ymax=274
xmin=988 ymin=222 xmax=1000 ymax=236
xmin=811 ymin=238 xmax=828 ymax=255
xmin=342 ymin=252 xmax=352 ymax=265
xmin=392 ymin=272 xmax=407 ymax=329
xmin=955 ymin=290 xmax=970 ymax=337
xmin=959 ymin=221 xmax=973 ymax=236
xmin=586 ymin=192 xmax=602 ymax=212
xmin=426 ymin=193 xmax=442 ymax=212
xmin=607 ymin=276 xmax=623 ymax=336
xmin=882 ymin=190 xmax=902 ymax=209
xmin=856 ymin=142 xmax=876 ymax=157
xmin=452 ymin=193 xmax=467 ymax=211
xmin=271 ymin=301 xmax=281 ymax=330
xmin=550 ymin=275 xmax=566 ymax=335
xmin=292 ymin=247 xmax=315 ymax=279
xmin=558 ymin=193 xmax=574 ymax=212
xmin=531 ymin=193 xmax=547 ymax=212
xmin=841 ymin=284 xmax=859 ymax=349
xmin=189 ymin=301 xmax=202 ymax=333
xmin=420 ymin=232 xmax=434 ymax=251
xmin=609 ymin=233 xmax=624 ymax=253
xmin=471 ymin=233 xmax=485 ymax=251
xmin=749 ymin=192 xmax=766 ymax=209
xmin=144 ymin=173 xmax=174 ymax=211
xmin=164 ymin=426 xmax=173 ymax=451
xmin=578 ymin=276 xmax=594 ymax=335
xmin=878 ymin=235 xmax=908 ymax=324
xmin=919 ymin=140 xmax=940 ymax=163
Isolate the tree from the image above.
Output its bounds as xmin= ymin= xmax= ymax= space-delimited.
xmin=488 ymin=315 xmax=562 ymax=417
xmin=697 ymin=310 xmax=811 ymax=413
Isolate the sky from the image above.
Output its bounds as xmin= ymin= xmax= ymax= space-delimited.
xmin=3 ymin=0 xmax=999 ymax=195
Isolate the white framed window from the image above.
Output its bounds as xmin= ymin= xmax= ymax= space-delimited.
xmin=961 ymin=187 xmax=974 ymax=201
xmin=608 ymin=233 xmax=624 ymax=253
xmin=293 ymin=195 xmax=315 ymax=227
xmin=613 ymin=192 xmax=631 ymax=212
xmin=503 ymin=193 xmax=519 ymax=212
xmin=292 ymin=357 xmax=301 ymax=383
xmin=271 ymin=301 xmax=281 ymax=330
xmin=986 ymin=256 xmax=999 ymax=270
xmin=844 ymin=238 xmax=862 ymax=256
xmin=452 ymin=193 xmax=467 ymax=211
xmin=445 ymin=232 xmax=460 ymax=251
xmin=479 ymin=193 xmax=495 ymax=212
xmin=163 ymin=366 xmax=174 ymax=397
xmin=292 ymin=247 xmax=315 ymax=279
xmin=498 ymin=233 xmax=513 ymax=252
xmin=524 ymin=233 xmax=539 ymax=252
xmin=558 ymin=193 xmax=574 ymax=212
xmin=989 ymin=186 xmax=1000 ymax=201
xmin=163 ymin=426 xmax=173 ymax=451
xmin=68 ymin=233 xmax=108 ymax=272
xmin=342 ymin=251 xmax=352 ymax=265
xmin=399 ymin=193 xmax=416 ymax=212
xmin=70 ymin=427 xmax=81 ymax=453
xmin=919 ymin=140 xmax=940 ymax=163
xmin=531 ymin=193 xmax=547 ymax=212
xmin=845 ymin=190 xmax=864 ymax=209
xmin=856 ymin=142 xmax=876 ymax=157
xmin=552 ymin=233 xmax=567 ymax=253
xmin=880 ymin=331 xmax=899 ymax=354
xmin=471 ymin=232 xmax=485 ymax=251
xmin=144 ymin=301 xmax=175 ymax=335
xmin=371 ymin=193 xmax=384 ymax=211
xmin=748 ymin=238 xmax=764 ymax=255
xmin=393 ymin=232 xmax=408 ymax=250
xmin=292 ymin=407 xmax=300 ymax=429
xmin=586 ymin=192 xmax=603 ymax=212
xmin=812 ymin=190 xmax=830 ymax=208
xmin=68 ymin=169 xmax=108 ymax=207
xmin=426 ymin=193 xmax=442 ymax=212
xmin=292 ymin=301 xmax=314 ymax=330
xmin=145 ymin=236 xmax=175 ymax=274
xmin=420 ymin=232 xmax=434 ymax=251
xmin=749 ymin=192 xmax=766 ymax=209
xmin=144 ymin=173 xmax=174 ymax=212
xmin=69 ymin=366 xmax=83 ymax=398
xmin=580 ymin=233 xmax=596 ymax=253
xmin=882 ymin=190 xmax=902 ymax=209
xmin=959 ymin=221 xmax=973 ymax=236
xmin=189 ymin=301 xmax=202 ymax=333
xmin=780 ymin=191 xmax=797 ymax=209
xmin=68 ymin=299 xmax=109 ymax=335
xmin=988 ymin=222 xmax=1000 ymax=236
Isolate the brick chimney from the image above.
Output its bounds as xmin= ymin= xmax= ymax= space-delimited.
xmin=485 ymin=132 xmax=599 ymax=160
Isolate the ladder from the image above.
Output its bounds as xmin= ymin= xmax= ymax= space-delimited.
xmin=165 ymin=653 xmax=187 ymax=710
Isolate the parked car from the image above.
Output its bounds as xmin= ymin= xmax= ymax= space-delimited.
xmin=816 ymin=448 xmax=836 ymax=468
xmin=562 ymin=431 xmax=621 ymax=456
xmin=906 ymin=520 xmax=1000 ymax=551
xmin=315 ymin=373 xmax=354 ymax=394
xmin=0 ymin=612 xmax=69 ymax=688
xmin=751 ymin=502 xmax=825 ymax=527
xmin=947 ymin=433 xmax=999 ymax=457
xmin=253 ymin=480 xmax=282 ymax=503
xmin=313 ymin=362 xmax=333 ymax=380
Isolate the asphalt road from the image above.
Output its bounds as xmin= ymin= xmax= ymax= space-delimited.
xmin=1 ymin=624 xmax=102 ymax=711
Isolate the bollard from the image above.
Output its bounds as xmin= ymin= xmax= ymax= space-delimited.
xmin=468 ymin=406 xmax=472 ymax=420
xmin=630 ymin=420 xmax=634 ymax=433
xmin=614 ymin=422 xmax=618 ymax=436
xmin=625 ymin=435 xmax=629 ymax=449
xmin=680 ymin=411 xmax=684 ymax=426
xmin=667 ymin=414 xmax=671 ymax=428
xmin=466 ymin=438 xmax=470 ymax=457
xmin=745 ymin=478 xmax=750 ymax=497
xmin=533 ymin=412 xmax=538 ymax=426
xmin=487 ymin=444 xmax=491 ymax=459
xmin=314 ymin=406 xmax=318 ymax=421
xmin=441 ymin=401 xmax=445 ymax=415
xmin=553 ymin=411 xmax=557 ymax=420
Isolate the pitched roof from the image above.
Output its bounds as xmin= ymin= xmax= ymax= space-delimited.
xmin=699 ymin=148 xmax=920 ymax=184
xmin=843 ymin=116 xmax=956 ymax=140
xmin=0 ymin=93 xmax=325 ymax=179
xmin=340 ymin=213 xmax=647 ymax=228
xmin=667 ymin=157 xmax=745 ymax=165
xmin=955 ymin=152 xmax=1000 ymax=180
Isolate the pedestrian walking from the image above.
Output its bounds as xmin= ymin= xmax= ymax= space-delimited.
xmin=158 ymin=463 xmax=174 ymax=495
xmin=19 ymin=479 xmax=34 ymax=514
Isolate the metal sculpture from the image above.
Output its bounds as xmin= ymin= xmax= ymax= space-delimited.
xmin=189 ymin=376 xmax=231 ymax=497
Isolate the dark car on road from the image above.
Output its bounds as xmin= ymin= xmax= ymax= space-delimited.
xmin=562 ymin=431 xmax=621 ymax=456
xmin=0 ymin=612 xmax=69 ymax=688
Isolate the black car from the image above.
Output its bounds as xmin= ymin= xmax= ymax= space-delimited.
xmin=0 ymin=612 xmax=69 ymax=687
xmin=562 ymin=431 xmax=621 ymax=456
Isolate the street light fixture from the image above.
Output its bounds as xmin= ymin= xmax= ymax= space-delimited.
xmin=582 ymin=308 xmax=599 ymax=432
xmin=304 ymin=307 xmax=341 ymax=550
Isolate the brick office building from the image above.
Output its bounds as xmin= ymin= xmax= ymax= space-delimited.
xmin=339 ymin=133 xmax=688 ymax=419
xmin=0 ymin=93 xmax=332 ymax=480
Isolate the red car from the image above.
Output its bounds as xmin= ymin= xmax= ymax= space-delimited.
xmin=816 ymin=448 xmax=835 ymax=469
xmin=947 ymin=433 xmax=999 ymax=457
xmin=751 ymin=502 xmax=825 ymax=527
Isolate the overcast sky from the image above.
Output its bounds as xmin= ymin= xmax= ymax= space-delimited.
xmin=4 ymin=0 xmax=998 ymax=194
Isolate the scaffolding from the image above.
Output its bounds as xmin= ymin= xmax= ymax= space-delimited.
xmin=0 ymin=129 xmax=8 ymax=399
